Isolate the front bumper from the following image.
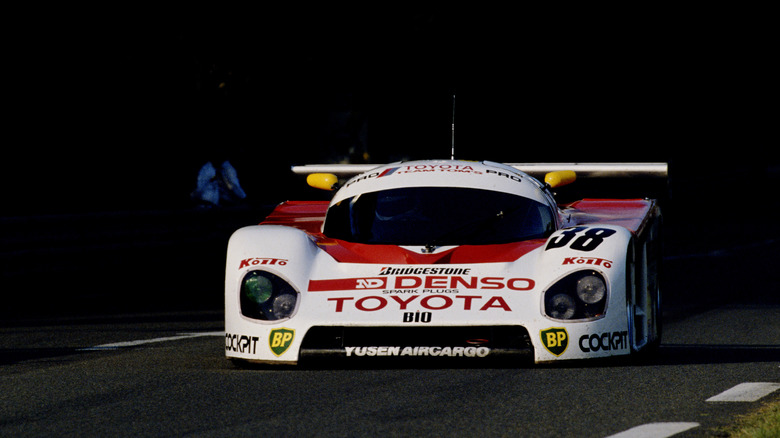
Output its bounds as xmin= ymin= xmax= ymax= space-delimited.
xmin=297 ymin=325 xmax=534 ymax=362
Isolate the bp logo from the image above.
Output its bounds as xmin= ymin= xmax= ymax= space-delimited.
xmin=540 ymin=327 xmax=568 ymax=356
xmin=269 ymin=328 xmax=295 ymax=356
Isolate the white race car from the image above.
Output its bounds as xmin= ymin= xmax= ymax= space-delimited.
xmin=225 ymin=160 xmax=665 ymax=365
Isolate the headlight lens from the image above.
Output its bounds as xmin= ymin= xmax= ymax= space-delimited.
xmin=240 ymin=270 xmax=299 ymax=320
xmin=271 ymin=294 xmax=297 ymax=319
xmin=576 ymin=275 xmax=606 ymax=304
xmin=242 ymin=273 xmax=274 ymax=304
xmin=548 ymin=293 xmax=577 ymax=319
xmin=544 ymin=270 xmax=608 ymax=320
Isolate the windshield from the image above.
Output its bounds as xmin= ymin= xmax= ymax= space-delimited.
xmin=323 ymin=187 xmax=555 ymax=245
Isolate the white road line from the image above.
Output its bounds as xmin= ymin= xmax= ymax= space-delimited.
xmin=604 ymin=422 xmax=699 ymax=438
xmin=706 ymin=382 xmax=780 ymax=402
xmin=607 ymin=382 xmax=780 ymax=437
xmin=79 ymin=331 xmax=224 ymax=350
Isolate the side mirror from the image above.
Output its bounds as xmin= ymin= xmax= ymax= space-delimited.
xmin=307 ymin=173 xmax=339 ymax=191
xmin=544 ymin=170 xmax=577 ymax=188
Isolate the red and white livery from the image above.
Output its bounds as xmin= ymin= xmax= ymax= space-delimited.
xmin=225 ymin=160 xmax=664 ymax=364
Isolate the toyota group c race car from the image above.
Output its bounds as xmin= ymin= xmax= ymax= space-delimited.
xmin=225 ymin=160 xmax=666 ymax=365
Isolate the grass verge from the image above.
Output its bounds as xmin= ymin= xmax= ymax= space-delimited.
xmin=715 ymin=398 xmax=780 ymax=438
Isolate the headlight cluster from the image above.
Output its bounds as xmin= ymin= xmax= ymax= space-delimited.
xmin=240 ymin=270 xmax=299 ymax=320
xmin=544 ymin=270 xmax=607 ymax=320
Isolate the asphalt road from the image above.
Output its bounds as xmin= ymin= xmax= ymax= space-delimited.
xmin=1 ymin=225 xmax=778 ymax=437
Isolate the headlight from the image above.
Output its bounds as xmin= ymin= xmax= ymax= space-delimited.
xmin=544 ymin=270 xmax=608 ymax=321
xmin=576 ymin=275 xmax=606 ymax=304
xmin=548 ymin=293 xmax=577 ymax=319
xmin=240 ymin=270 xmax=299 ymax=320
xmin=272 ymin=294 xmax=297 ymax=319
xmin=242 ymin=273 xmax=273 ymax=304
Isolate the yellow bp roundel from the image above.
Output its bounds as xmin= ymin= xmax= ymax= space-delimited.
xmin=540 ymin=327 xmax=569 ymax=356
xmin=269 ymin=328 xmax=295 ymax=356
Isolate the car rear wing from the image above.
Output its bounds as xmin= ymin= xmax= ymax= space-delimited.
xmin=291 ymin=162 xmax=668 ymax=180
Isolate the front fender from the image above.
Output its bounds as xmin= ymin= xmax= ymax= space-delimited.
xmin=530 ymin=225 xmax=635 ymax=361
xmin=225 ymin=225 xmax=320 ymax=297
xmin=536 ymin=225 xmax=633 ymax=280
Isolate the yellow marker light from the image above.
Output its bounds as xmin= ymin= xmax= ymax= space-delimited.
xmin=544 ymin=170 xmax=577 ymax=188
xmin=307 ymin=173 xmax=339 ymax=191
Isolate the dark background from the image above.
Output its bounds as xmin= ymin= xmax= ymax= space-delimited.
xmin=2 ymin=8 xmax=776 ymax=319
xmin=5 ymin=7 xmax=775 ymax=214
